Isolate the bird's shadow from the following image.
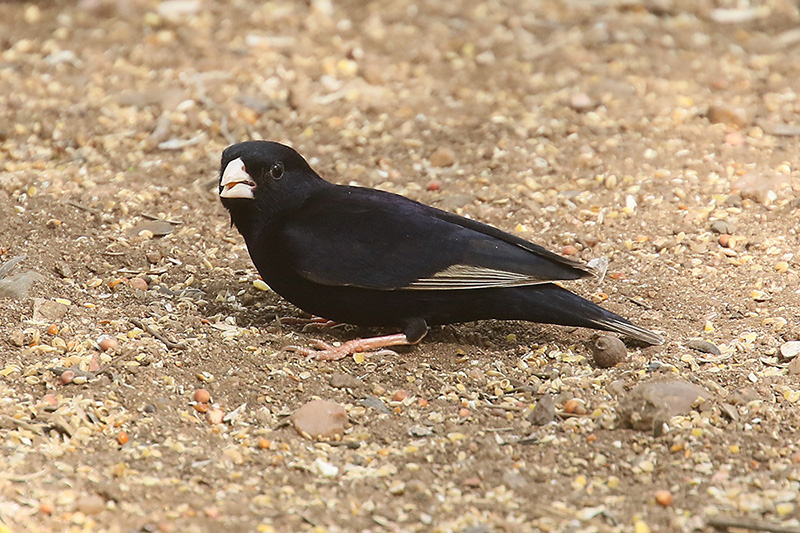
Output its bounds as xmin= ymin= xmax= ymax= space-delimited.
xmin=202 ymin=282 xmax=654 ymax=355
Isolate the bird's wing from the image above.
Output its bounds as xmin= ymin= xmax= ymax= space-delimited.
xmin=277 ymin=186 xmax=597 ymax=291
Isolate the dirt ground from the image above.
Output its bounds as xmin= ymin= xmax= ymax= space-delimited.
xmin=1 ymin=0 xmax=800 ymax=531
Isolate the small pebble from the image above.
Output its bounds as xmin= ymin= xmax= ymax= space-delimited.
xmin=710 ymin=220 xmax=736 ymax=234
xmin=569 ymin=92 xmax=595 ymax=112
xmin=619 ymin=379 xmax=709 ymax=431
xmin=429 ymin=147 xmax=456 ymax=167
xmin=788 ymin=357 xmax=800 ymax=376
xmin=408 ymin=425 xmax=433 ymax=437
xmin=707 ymin=104 xmax=749 ymax=128
xmin=310 ymin=457 xmax=339 ymax=477
xmin=206 ymin=408 xmax=224 ymax=424
xmin=128 ymin=277 xmax=148 ymax=291
xmin=727 ymin=387 xmax=759 ymax=405
xmin=32 ymin=298 xmax=68 ymax=322
xmin=685 ymin=339 xmax=721 ymax=356
xmin=591 ymin=335 xmax=627 ymax=368
xmin=145 ymin=250 xmax=162 ymax=264
xmin=10 ymin=330 xmax=25 ymax=347
xmin=527 ymin=394 xmax=555 ymax=426
xmin=77 ymin=494 xmax=105 ymax=515
xmin=290 ymin=399 xmax=347 ymax=440
xmin=330 ymin=372 xmax=363 ymax=389
xmin=463 ymin=476 xmax=481 ymax=488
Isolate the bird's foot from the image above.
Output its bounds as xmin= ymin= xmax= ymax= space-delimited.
xmin=278 ymin=316 xmax=341 ymax=331
xmin=284 ymin=333 xmax=410 ymax=361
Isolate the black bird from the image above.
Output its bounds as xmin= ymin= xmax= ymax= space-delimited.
xmin=219 ymin=141 xmax=663 ymax=360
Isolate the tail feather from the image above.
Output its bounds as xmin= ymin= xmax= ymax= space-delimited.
xmin=591 ymin=316 xmax=664 ymax=345
xmin=495 ymin=284 xmax=664 ymax=345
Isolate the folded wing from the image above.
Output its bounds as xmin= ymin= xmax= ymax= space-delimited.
xmin=278 ymin=186 xmax=598 ymax=291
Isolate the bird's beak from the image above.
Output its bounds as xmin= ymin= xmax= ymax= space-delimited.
xmin=219 ymin=157 xmax=256 ymax=199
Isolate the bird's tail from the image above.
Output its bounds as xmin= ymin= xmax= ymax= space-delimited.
xmin=503 ymin=283 xmax=664 ymax=345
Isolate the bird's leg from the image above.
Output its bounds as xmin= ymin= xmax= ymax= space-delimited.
xmin=278 ymin=315 xmax=341 ymax=330
xmin=285 ymin=318 xmax=429 ymax=362
xmin=285 ymin=333 xmax=412 ymax=361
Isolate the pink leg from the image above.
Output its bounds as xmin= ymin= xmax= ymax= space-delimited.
xmin=285 ymin=333 xmax=412 ymax=361
xmin=278 ymin=316 xmax=341 ymax=330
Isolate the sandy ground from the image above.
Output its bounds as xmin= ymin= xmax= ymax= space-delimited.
xmin=2 ymin=0 xmax=800 ymax=531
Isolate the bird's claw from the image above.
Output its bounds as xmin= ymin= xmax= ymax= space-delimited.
xmin=284 ymin=340 xmax=349 ymax=361
xmin=284 ymin=338 xmax=403 ymax=362
xmin=279 ymin=316 xmax=340 ymax=331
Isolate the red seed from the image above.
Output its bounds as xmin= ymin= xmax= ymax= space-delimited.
xmin=392 ymin=389 xmax=409 ymax=402
xmin=194 ymin=388 xmax=211 ymax=403
xmin=655 ymin=490 xmax=674 ymax=507
xmin=564 ymin=399 xmax=581 ymax=414
xmin=42 ymin=394 xmax=58 ymax=407
xmin=725 ymin=132 xmax=744 ymax=146
xmin=98 ymin=335 xmax=117 ymax=351
xmin=561 ymin=245 xmax=578 ymax=256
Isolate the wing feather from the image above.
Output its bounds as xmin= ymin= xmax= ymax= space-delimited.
xmin=279 ymin=185 xmax=597 ymax=291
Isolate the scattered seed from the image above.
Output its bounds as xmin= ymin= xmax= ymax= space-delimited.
xmin=654 ymin=490 xmax=673 ymax=507
xmin=194 ymin=388 xmax=211 ymax=403
xmin=393 ymin=389 xmax=409 ymax=402
xmin=97 ymin=334 xmax=117 ymax=352
xmin=206 ymin=408 xmax=225 ymax=425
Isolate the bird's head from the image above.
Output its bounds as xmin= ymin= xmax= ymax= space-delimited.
xmin=219 ymin=141 xmax=325 ymax=229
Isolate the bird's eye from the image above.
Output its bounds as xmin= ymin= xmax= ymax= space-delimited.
xmin=269 ymin=161 xmax=284 ymax=180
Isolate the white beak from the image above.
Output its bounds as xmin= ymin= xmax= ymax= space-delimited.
xmin=219 ymin=157 xmax=256 ymax=199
